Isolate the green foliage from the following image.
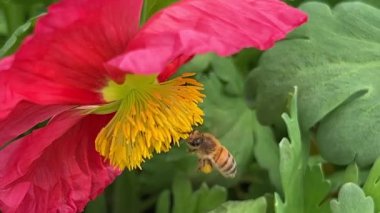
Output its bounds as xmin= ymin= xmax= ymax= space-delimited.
xmin=4 ymin=0 xmax=380 ymax=213
xmin=344 ymin=163 xmax=359 ymax=184
xmin=304 ymin=165 xmax=331 ymax=213
xmin=140 ymin=0 xmax=178 ymax=24
xmin=209 ymin=196 xmax=267 ymax=213
xmin=252 ymin=114 xmax=281 ymax=191
xmin=158 ymin=174 xmax=227 ymax=213
xmin=0 ymin=13 xmax=42 ymax=57
xmin=84 ymin=194 xmax=107 ymax=213
xmin=330 ymin=183 xmax=374 ymax=213
xmin=363 ymin=158 xmax=380 ymax=212
xmin=112 ymin=172 xmax=141 ymax=213
xmin=274 ymin=87 xmax=306 ymax=213
xmin=250 ymin=1 xmax=380 ymax=167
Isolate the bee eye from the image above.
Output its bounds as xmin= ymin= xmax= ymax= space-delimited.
xmin=192 ymin=138 xmax=202 ymax=146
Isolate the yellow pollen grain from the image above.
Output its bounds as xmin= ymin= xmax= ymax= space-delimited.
xmin=95 ymin=73 xmax=205 ymax=170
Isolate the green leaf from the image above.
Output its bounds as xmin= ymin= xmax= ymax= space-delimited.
xmin=283 ymin=0 xmax=380 ymax=8
xmin=172 ymin=174 xmax=196 ymax=213
xmin=0 ymin=9 xmax=7 ymax=36
xmin=304 ymin=165 xmax=331 ymax=213
xmin=249 ymin=2 xmax=380 ymax=167
xmin=84 ymin=194 xmax=107 ymax=213
xmin=196 ymin=55 xmax=256 ymax=181
xmin=156 ymin=190 xmax=171 ymax=213
xmin=274 ymin=87 xmax=307 ymax=213
xmin=233 ymin=48 xmax=262 ymax=76
xmin=161 ymin=174 xmax=227 ymax=213
xmin=252 ymin=113 xmax=281 ymax=191
xmin=330 ymin=183 xmax=374 ymax=213
xmin=209 ymin=196 xmax=267 ymax=213
xmin=140 ymin=0 xmax=177 ymax=24
xmin=344 ymin=163 xmax=359 ymax=184
xmin=140 ymin=54 xmax=259 ymax=189
xmin=112 ymin=171 xmax=141 ymax=213
xmin=363 ymin=158 xmax=380 ymax=212
xmin=0 ymin=13 xmax=43 ymax=57
xmin=193 ymin=184 xmax=227 ymax=213
xmin=139 ymin=146 xmax=196 ymax=194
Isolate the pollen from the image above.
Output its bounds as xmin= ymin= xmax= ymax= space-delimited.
xmin=95 ymin=73 xmax=204 ymax=170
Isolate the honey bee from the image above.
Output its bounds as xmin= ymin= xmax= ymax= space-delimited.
xmin=186 ymin=130 xmax=237 ymax=178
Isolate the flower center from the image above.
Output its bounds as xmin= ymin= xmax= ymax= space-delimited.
xmin=95 ymin=73 xmax=204 ymax=170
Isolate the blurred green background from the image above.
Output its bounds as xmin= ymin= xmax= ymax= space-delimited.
xmin=2 ymin=0 xmax=380 ymax=212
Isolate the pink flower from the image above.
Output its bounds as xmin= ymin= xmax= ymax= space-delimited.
xmin=0 ymin=0 xmax=307 ymax=212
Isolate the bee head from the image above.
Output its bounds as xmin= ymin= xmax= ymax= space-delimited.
xmin=187 ymin=130 xmax=203 ymax=148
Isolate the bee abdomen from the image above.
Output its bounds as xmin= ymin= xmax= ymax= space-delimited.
xmin=213 ymin=147 xmax=237 ymax=178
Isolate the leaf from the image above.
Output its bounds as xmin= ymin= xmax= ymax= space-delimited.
xmin=363 ymin=158 xmax=380 ymax=212
xmin=158 ymin=174 xmax=227 ymax=213
xmin=140 ymin=53 xmax=260 ymax=190
xmin=172 ymin=174 xmax=196 ymax=213
xmin=140 ymin=0 xmax=177 ymax=24
xmin=304 ymin=165 xmax=332 ymax=213
xmin=112 ymin=171 xmax=141 ymax=213
xmin=283 ymin=0 xmax=380 ymax=8
xmin=249 ymin=2 xmax=380 ymax=167
xmin=330 ymin=183 xmax=374 ymax=213
xmin=156 ymin=190 xmax=171 ymax=213
xmin=274 ymin=87 xmax=307 ymax=213
xmin=344 ymin=163 xmax=359 ymax=184
xmin=0 ymin=13 xmax=43 ymax=57
xmin=252 ymin=113 xmax=281 ymax=191
xmin=193 ymin=183 xmax=227 ymax=213
xmin=84 ymin=194 xmax=107 ymax=213
xmin=196 ymin=55 xmax=256 ymax=181
xmin=0 ymin=9 xmax=7 ymax=36
xmin=209 ymin=196 xmax=267 ymax=213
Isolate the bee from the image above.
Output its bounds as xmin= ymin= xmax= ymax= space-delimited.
xmin=186 ymin=130 xmax=237 ymax=178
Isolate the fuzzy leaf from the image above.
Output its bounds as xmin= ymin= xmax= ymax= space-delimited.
xmin=344 ymin=163 xmax=359 ymax=184
xmin=193 ymin=184 xmax=227 ymax=213
xmin=363 ymin=158 xmax=380 ymax=212
xmin=158 ymin=174 xmax=227 ymax=213
xmin=274 ymin=87 xmax=307 ymax=213
xmin=249 ymin=2 xmax=380 ymax=167
xmin=330 ymin=183 xmax=374 ymax=213
xmin=304 ymin=165 xmax=331 ymax=213
xmin=187 ymin=54 xmax=256 ymax=182
xmin=252 ymin=113 xmax=281 ymax=190
xmin=172 ymin=174 xmax=196 ymax=213
xmin=209 ymin=196 xmax=267 ymax=213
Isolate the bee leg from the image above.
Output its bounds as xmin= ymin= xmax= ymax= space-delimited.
xmin=198 ymin=158 xmax=213 ymax=174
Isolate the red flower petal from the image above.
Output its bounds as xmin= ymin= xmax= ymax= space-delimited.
xmin=0 ymin=56 xmax=20 ymax=119
xmin=0 ymin=103 xmax=71 ymax=147
xmin=0 ymin=111 xmax=118 ymax=212
xmin=0 ymin=56 xmax=72 ymax=147
xmin=10 ymin=0 xmax=143 ymax=105
xmin=109 ymin=0 xmax=307 ymax=75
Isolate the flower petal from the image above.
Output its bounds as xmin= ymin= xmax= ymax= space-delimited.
xmin=0 ymin=56 xmax=72 ymax=147
xmin=0 ymin=103 xmax=71 ymax=148
xmin=109 ymin=0 xmax=307 ymax=74
xmin=0 ymin=56 xmax=20 ymax=119
xmin=10 ymin=0 xmax=143 ymax=105
xmin=0 ymin=111 xmax=118 ymax=213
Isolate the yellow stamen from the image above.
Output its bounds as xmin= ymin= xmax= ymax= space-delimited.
xmin=95 ymin=73 xmax=204 ymax=170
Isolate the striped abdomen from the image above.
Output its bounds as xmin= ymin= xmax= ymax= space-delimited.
xmin=211 ymin=146 xmax=237 ymax=178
